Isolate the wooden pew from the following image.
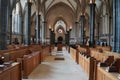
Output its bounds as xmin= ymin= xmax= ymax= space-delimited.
xmin=103 ymin=51 xmax=120 ymax=59
xmin=78 ymin=46 xmax=89 ymax=53
xmin=78 ymin=46 xmax=120 ymax=80
xmin=96 ymin=58 xmax=120 ymax=80
xmin=97 ymin=66 xmax=119 ymax=80
xmin=91 ymin=51 xmax=120 ymax=80
xmin=0 ymin=45 xmax=27 ymax=55
xmin=7 ymin=49 xmax=31 ymax=62
xmin=22 ymin=51 xmax=40 ymax=78
xmin=41 ymin=45 xmax=50 ymax=61
xmin=70 ymin=47 xmax=77 ymax=62
xmin=95 ymin=46 xmax=112 ymax=51
xmin=78 ymin=52 xmax=95 ymax=80
xmin=1 ymin=45 xmax=42 ymax=62
xmin=0 ymin=62 xmax=21 ymax=80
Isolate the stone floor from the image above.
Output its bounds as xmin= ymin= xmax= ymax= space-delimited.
xmin=22 ymin=47 xmax=88 ymax=80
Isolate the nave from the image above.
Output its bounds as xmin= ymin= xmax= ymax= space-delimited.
xmin=0 ymin=0 xmax=120 ymax=80
xmin=23 ymin=47 xmax=88 ymax=80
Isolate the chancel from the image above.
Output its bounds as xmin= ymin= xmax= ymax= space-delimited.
xmin=0 ymin=0 xmax=120 ymax=80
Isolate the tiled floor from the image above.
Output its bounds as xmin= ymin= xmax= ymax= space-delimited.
xmin=22 ymin=47 xmax=88 ymax=80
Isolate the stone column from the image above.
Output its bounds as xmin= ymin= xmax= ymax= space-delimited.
xmin=51 ymin=31 xmax=54 ymax=44
xmin=0 ymin=0 xmax=9 ymax=50
xmin=108 ymin=16 xmax=112 ymax=46
xmin=43 ymin=21 xmax=47 ymax=40
xmin=36 ymin=14 xmax=40 ymax=44
xmin=75 ymin=22 xmax=79 ymax=44
xmin=97 ymin=22 xmax=100 ymax=40
xmin=21 ymin=20 xmax=24 ymax=43
xmin=24 ymin=1 xmax=32 ymax=45
xmin=52 ymin=31 xmax=55 ymax=44
xmin=67 ymin=29 xmax=72 ymax=52
xmin=80 ymin=15 xmax=85 ymax=45
xmin=89 ymin=2 xmax=96 ymax=47
xmin=9 ymin=14 xmax=12 ymax=44
xmin=67 ymin=31 xmax=70 ymax=46
xmin=50 ymin=30 xmax=52 ymax=45
xmin=67 ymin=31 xmax=70 ymax=52
xmin=112 ymin=0 xmax=120 ymax=52
xmin=65 ymin=33 xmax=68 ymax=45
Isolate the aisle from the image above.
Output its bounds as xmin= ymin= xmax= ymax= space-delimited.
xmin=23 ymin=47 xmax=88 ymax=80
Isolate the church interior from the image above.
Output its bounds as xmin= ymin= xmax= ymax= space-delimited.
xmin=0 ymin=0 xmax=120 ymax=80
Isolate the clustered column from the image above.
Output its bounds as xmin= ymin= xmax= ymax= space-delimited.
xmin=0 ymin=0 xmax=9 ymax=50
xmin=75 ymin=22 xmax=79 ymax=44
xmin=43 ymin=21 xmax=47 ymax=41
xmin=67 ymin=31 xmax=70 ymax=46
xmin=9 ymin=14 xmax=12 ymax=44
xmin=66 ymin=29 xmax=71 ymax=52
xmin=65 ymin=33 xmax=68 ymax=45
xmin=52 ymin=31 xmax=55 ymax=44
xmin=89 ymin=1 xmax=96 ymax=47
xmin=24 ymin=1 xmax=32 ymax=46
xmin=80 ymin=15 xmax=85 ymax=45
xmin=36 ymin=14 xmax=40 ymax=44
xmin=49 ymin=29 xmax=55 ymax=45
xmin=112 ymin=0 xmax=120 ymax=52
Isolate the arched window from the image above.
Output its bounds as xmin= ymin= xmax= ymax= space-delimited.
xmin=12 ymin=2 xmax=22 ymax=34
xmin=55 ymin=20 xmax=66 ymax=33
xmin=12 ymin=9 xmax=16 ymax=33
xmin=58 ymin=29 xmax=63 ymax=33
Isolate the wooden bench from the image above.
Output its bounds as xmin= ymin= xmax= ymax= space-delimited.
xmin=89 ymin=49 xmax=120 ymax=80
xmin=95 ymin=46 xmax=112 ymax=51
xmin=41 ymin=45 xmax=50 ymax=61
xmin=78 ymin=52 xmax=95 ymax=80
xmin=22 ymin=51 xmax=40 ymax=78
xmin=6 ymin=49 xmax=31 ymax=62
xmin=0 ymin=62 xmax=21 ymax=80
xmin=70 ymin=47 xmax=77 ymax=62
xmin=78 ymin=46 xmax=89 ymax=53
xmin=97 ymin=66 xmax=119 ymax=80
xmin=0 ymin=46 xmax=27 ymax=55
xmin=78 ymin=46 xmax=120 ymax=80
xmin=1 ymin=45 xmax=42 ymax=62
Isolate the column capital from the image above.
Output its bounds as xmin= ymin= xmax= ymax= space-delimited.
xmin=80 ymin=15 xmax=85 ymax=17
xmin=43 ymin=21 xmax=47 ymax=23
xmin=25 ymin=1 xmax=32 ymax=6
xmin=89 ymin=0 xmax=96 ymax=4
xmin=89 ymin=3 xmax=96 ymax=6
